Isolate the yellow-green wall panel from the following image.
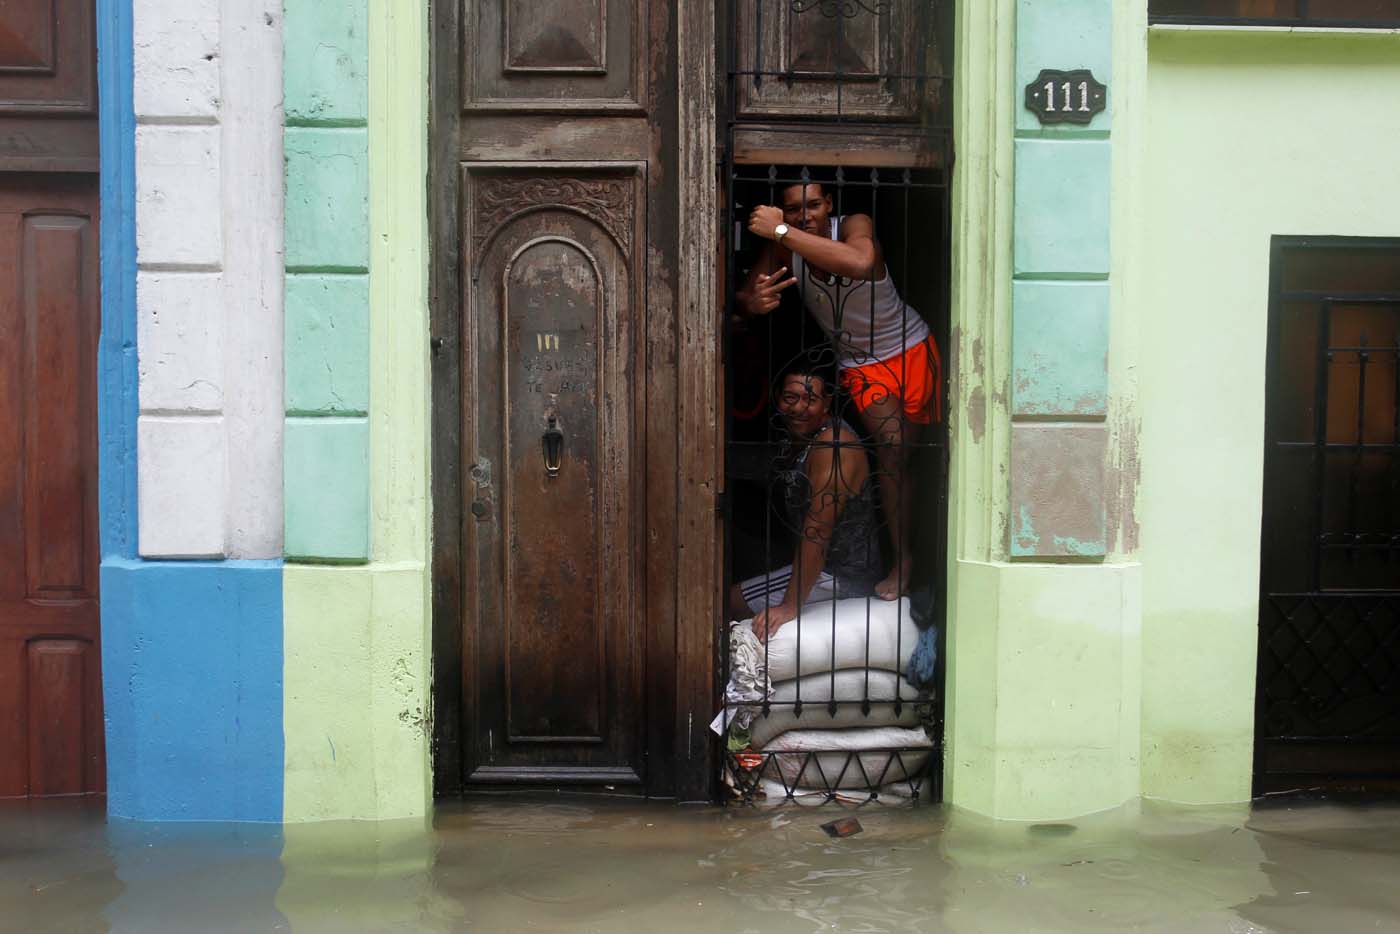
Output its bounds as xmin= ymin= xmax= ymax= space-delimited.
xmin=283 ymin=0 xmax=431 ymax=822
xmin=1138 ymin=28 xmax=1400 ymax=802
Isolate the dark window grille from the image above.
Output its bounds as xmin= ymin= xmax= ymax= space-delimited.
xmin=1150 ymin=0 xmax=1400 ymax=28
xmin=1256 ymin=237 xmax=1400 ymax=796
xmin=718 ymin=0 xmax=951 ymax=805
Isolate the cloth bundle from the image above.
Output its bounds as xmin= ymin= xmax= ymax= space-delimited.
xmin=715 ymin=596 xmax=934 ymax=799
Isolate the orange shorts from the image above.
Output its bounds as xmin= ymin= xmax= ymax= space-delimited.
xmin=838 ymin=335 xmax=942 ymax=425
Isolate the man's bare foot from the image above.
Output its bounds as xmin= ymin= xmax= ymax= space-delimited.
xmin=874 ymin=560 xmax=911 ymax=601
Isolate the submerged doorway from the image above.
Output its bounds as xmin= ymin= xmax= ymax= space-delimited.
xmin=430 ymin=0 xmax=951 ymax=801
xmin=1256 ymin=236 xmax=1400 ymax=795
xmin=716 ymin=0 xmax=952 ymax=802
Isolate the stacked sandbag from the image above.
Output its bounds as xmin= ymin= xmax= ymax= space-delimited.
xmin=723 ymin=596 xmax=934 ymax=799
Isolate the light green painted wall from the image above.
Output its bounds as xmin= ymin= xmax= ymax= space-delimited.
xmin=284 ymin=418 xmax=370 ymax=560
xmin=944 ymin=0 xmax=1146 ymax=821
xmin=284 ymin=0 xmax=372 ymax=562
xmin=284 ymin=129 xmax=371 ymax=271
xmin=285 ymin=275 xmax=371 ymax=415
xmin=1012 ymin=280 xmax=1109 ymax=415
xmin=1138 ymin=27 xmax=1400 ymax=803
xmin=282 ymin=0 xmax=431 ymax=822
xmin=1014 ymin=0 xmax=1112 ymax=137
xmin=282 ymin=0 xmax=369 ymax=123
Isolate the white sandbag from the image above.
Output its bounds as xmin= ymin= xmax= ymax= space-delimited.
xmin=751 ymin=776 xmax=930 ymax=805
xmin=747 ymin=669 xmax=924 ymax=748
xmin=739 ymin=596 xmax=919 ymax=683
xmin=762 ymin=725 xmax=931 ymax=752
xmin=752 ymin=727 xmax=932 ymax=790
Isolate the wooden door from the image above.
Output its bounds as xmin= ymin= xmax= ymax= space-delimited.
xmin=0 ymin=175 xmax=103 ymax=797
xmin=431 ymin=0 xmax=719 ymax=796
xmin=0 ymin=0 xmax=101 ymax=799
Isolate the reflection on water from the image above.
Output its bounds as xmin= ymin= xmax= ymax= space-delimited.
xmin=3 ymin=796 xmax=1400 ymax=933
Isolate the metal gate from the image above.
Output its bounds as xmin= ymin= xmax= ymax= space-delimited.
xmin=717 ymin=0 xmax=951 ymax=803
xmin=1256 ymin=237 xmax=1400 ymax=795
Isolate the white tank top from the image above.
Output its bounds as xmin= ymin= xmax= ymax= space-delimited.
xmin=791 ymin=217 xmax=930 ymax=368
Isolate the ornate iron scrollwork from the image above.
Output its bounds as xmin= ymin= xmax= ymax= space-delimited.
xmin=790 ymin=0 xmax=892 ymax=18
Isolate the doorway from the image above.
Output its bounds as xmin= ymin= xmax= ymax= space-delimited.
xmin=1255 ymin=236 xmax=1400 ymax=795
xmin=716 ymin=0 xmax=952 ymax=802
xmin=430 ymin=0 xmax=720 ymax=799
xmin=430 ymin=0 xmax=951 ymax=801
xmin=0 ymin=0 xmax=103 ymax=799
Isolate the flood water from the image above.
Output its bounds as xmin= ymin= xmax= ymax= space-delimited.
xmin=4 ymin=795 xmax=1400 ymax=933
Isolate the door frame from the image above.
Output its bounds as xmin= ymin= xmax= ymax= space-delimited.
xmin=428 ymin=0 xmax=720 ymax=800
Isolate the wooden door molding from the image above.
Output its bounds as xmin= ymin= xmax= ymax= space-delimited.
xmin=0 ymin=0 xmax=97 ymax=172
xmin=462 ymin=0 xmax=648 ymax=112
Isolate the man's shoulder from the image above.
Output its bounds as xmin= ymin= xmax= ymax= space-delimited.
xmin=836 ymin=213 xmax=875 ymax=237
xmin=811 ymin=422 xmax=863 ymax=448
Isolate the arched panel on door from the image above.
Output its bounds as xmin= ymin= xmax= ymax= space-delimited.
xmin=458 ymin=165 xmax=644 ymax=785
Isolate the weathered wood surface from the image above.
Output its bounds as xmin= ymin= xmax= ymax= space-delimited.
xmin=0 ymin=175 xmax=103 ymax=797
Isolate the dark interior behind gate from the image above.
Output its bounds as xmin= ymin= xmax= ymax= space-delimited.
xmin=717 ymin=0 xmax=953 ymax=804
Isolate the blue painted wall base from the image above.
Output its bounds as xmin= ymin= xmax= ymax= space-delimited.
xmin=101 ymin=560 xmax=284 ymax=822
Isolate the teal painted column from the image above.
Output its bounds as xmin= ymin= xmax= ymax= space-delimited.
xmin=283 ymin=0 xmax=371 ymax=561
xmin=1009 ymin=0 xmax=1112 ymax=557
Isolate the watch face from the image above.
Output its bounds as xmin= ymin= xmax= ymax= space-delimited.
xmin=775 ymin=224 xmax=788 ymax=238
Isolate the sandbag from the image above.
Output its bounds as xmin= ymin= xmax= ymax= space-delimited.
xmin=762 ymin=725 xmax=931 ymax=753
xmin=752 ymin=776 xmax=929 ymax=805
xmin=754 ymin=736 xmax=932 ymax=790
xmin=747 ymin=670 xmax=923 ymax=748
xmin=738 ymin=596 xmax=918 ymax=683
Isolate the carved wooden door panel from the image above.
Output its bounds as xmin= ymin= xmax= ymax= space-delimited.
xmin=432 ymin=0 xmax=716 ymax=795
xmin=0 ymin=175 xmax=103 ymax=798
xmin=461 ymin=165 xmax=645 ymax=783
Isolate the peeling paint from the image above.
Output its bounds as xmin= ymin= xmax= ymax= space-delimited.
xmin=967 ymin=385 xmax=987 ymax=443
xmin=1105 ymin=409 xmax=1141 ymax=555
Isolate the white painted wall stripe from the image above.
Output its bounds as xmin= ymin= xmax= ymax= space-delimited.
xmin=221 ymin=0 xmax=285 ymax=558
xmin=133 ymin=0 xmax=284 ymax=559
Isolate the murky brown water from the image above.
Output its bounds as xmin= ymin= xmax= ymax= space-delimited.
xmin=3 ymin=796 xmax=1399 ymax=933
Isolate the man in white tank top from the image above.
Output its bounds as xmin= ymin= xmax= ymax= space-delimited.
xmin=736 ymin=180 xmax=942 ymax=600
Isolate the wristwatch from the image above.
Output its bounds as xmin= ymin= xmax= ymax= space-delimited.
xmin=773 ymin=223 xmax=789 ymax=242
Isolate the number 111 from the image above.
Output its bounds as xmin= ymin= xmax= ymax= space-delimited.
xmin=1044 ymin=80 xmax=1091 ymax=113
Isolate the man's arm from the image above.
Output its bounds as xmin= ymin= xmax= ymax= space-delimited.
xmin=747 ymin=208 xmax=883 ymax=282
xmin=751 ymin=431 xmax=868 ymax=640
xmin=734 ymin=240 xmax=795 ymax=315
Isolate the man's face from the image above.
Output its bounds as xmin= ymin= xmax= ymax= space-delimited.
xmin=780 ymin=184 xmax=832 ymax=236
xmin=777 ymin=373 xmax=831 ymax=437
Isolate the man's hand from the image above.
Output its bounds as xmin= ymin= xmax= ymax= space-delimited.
xmin=751 ymin=602 xmax=798 ymax=642
xmin=747 ymin=205 xmax=785 ymax=241
xmin=743 ymin=266 xmax=795 ymax=315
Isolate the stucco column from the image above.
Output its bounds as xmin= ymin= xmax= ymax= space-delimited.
xmin=943 ymin=0 xmax=1145 ymax=820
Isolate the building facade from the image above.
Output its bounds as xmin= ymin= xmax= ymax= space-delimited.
xmin=2 ymin=0 xmax=1395 ymax=822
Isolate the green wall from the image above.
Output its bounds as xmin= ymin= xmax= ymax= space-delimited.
xmin=283 ymin=0 xmax=372 ymax=561
xmin=1137 ymin=27 xmax=1400 ymax=802
xmin=282 ymin=0 xmax=431 ymax=822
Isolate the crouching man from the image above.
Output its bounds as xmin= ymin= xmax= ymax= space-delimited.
xmin=729 ymin=359 xmax=882 ymax=641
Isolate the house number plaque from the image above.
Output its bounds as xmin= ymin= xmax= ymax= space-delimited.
xmin=1024 ymin=69 xmax=1106 ymax=126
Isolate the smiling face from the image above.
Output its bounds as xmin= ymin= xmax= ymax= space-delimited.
xmin=776 ymin=372 xmax=832 ymax=438
xmin=780 ymin=183 xmax=832 ymax=237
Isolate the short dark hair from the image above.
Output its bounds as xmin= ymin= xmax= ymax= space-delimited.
xmin=777 ymin=347 xmax=837 ymax=395
xmin=777 ymin=166 xmax=836 ymax=198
